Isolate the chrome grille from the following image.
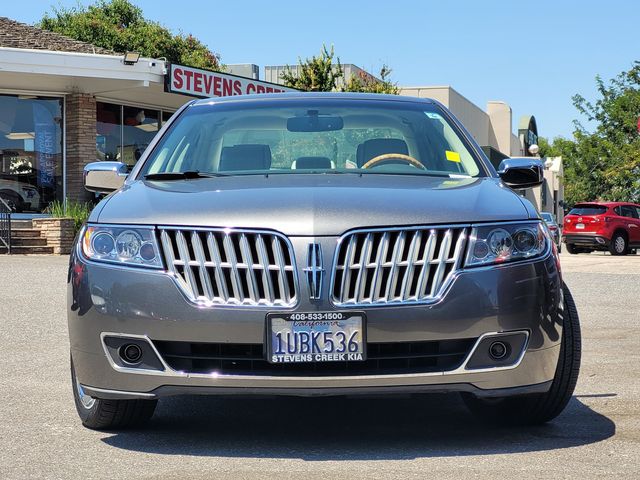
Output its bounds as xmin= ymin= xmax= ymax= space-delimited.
xmin=331 ymin=226 xmax=468 ymax=306
xmin=159 ymin=228 xmax=297 ymax=307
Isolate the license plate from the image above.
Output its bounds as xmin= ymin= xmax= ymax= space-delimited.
xmin=576 ymin=223 xmax=585 ymax=229
xmin=267 ymin=311 xmax=366 ymax=364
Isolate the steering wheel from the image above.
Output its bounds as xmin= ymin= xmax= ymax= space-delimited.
xmin=361 ymin=153 xmax=426 ymax=170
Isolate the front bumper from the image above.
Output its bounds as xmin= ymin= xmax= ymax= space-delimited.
xmin=68 ymin=242 xmax=563 ymax=399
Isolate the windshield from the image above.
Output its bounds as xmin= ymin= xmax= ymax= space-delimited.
xmin=139 ymin=99 xmax=483 ymax=178
xmin=569 ymin=205 xmax=607 ymax=216
xmin=540 ymin=212 xmax=554 ymax=222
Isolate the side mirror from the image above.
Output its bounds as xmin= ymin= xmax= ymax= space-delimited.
xmin=497 ymin=158 xmax=544 ymax=189
xmin=84 ymin=161 xmax=128 ymax=193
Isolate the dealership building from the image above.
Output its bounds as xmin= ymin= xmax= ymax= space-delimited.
xmin=0 ymin=16 xmax=562 ymax=220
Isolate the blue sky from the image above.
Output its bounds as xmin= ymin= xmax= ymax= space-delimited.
xmin=3 ymin=0 xmax=639 ymax=139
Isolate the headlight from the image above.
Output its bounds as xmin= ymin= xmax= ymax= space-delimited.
xmin=81 ymin=225 xmax=162 ymax=268
xmin=465 ymin=222 xmax=548 ymax=267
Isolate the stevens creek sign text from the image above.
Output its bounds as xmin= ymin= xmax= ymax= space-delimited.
xmin=165 ymin=64 xmax=298 ymax=98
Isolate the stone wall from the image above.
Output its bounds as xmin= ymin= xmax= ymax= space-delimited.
xmin=32 ymin=218 xmax=76 ymax=255
xmin=65 ymin=93 xmax=96 ymax=203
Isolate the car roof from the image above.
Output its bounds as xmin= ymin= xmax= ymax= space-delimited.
xmin=573 ymin=201 xmax=639 ymax=207
xmin=191 ymin=91 xmax=437 ymax=107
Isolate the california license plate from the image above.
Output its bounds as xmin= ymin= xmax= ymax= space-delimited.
xmin=576 ymin=223 xmax=585 ymax=229
xmin=267 ymin=311 xmax=366 ymax=364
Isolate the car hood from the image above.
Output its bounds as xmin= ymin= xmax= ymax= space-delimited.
xmin=94 ymin=174 xmax=532 ymax=236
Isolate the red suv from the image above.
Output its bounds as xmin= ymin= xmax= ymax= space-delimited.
xmin=563 ymin=202 xmax=640 ymax=255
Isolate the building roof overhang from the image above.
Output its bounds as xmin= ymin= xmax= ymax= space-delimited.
xmin=0 ymin=47 xmax=188 ymax=109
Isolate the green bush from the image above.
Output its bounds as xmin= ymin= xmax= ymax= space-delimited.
xmin=46 ymin=200 xmax=92 ymax=234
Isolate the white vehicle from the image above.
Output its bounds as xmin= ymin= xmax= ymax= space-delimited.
xmin=0 ymin=178 xmax=41 ymax=212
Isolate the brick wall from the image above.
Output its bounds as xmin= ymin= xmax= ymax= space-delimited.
xmin=32 ymin=218 xmax=75 ymax=254
xmin=65 ymin=93 xmax=96 ymax=203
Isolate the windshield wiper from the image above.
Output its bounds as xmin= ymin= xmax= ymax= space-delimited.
xmin=143 ymin=171 xmax=225 ymax=180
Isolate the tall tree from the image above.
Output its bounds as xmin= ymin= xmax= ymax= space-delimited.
xmin=343 ymin=64 xmax=399 ymax=94
xmin=39 ymin=0 xmax=221 ymax=70
xmin=280 ymin=45 xmax=400 ymax=94
xmin=280 ymin=45 xmax=343 ymax=92
xmin=541 ymin=62 xmax=640 ymax=205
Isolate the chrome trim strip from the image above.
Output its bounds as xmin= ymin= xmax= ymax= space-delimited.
xmin=157 ymin=226 xmax=299 ymax=308
xmin=330 ymin=224 xmax=468 ymax=307
xmin=99 ymin=330 xmax=530 ymax=380
xmin=80 ymin=384 xmax=157 ymax=399
xmin=329 ymin=221 xmax=548 ymax=308
xmin=455 ymin=330 xmax=530 ymax=374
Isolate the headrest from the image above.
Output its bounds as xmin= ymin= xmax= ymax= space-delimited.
xmin=219 ymin=144 xmax=272 ymax=171
xmin=356 ymin=138 xmax=409 ymax=167
xmin=294 ymin=156 xmax=333 ymax=169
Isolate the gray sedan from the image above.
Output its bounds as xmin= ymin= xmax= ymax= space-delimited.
xmin=69 ymin=93 xmax=580 ymax=429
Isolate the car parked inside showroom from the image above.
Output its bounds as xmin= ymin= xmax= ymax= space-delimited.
xmin=563 ymin=201 xmax=640 ymax=255
xmin=68 ymin=93 xmax=581 ymax=429
xmin=0 ymin=177 xmax=40 ymax=212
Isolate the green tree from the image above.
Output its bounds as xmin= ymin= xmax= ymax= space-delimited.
xmin=280 ymin=45 xmax=343 ymax=92
xmin=343 ymin=64 xmax=399 ymax=94
xmin=542 ymin=62 xmax=640 ymax=205
xmin=39 ymin=0 xmax=221 ymax=70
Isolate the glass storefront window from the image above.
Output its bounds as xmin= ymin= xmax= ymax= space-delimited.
xmin=96 ymin=102 xmax=122 ymax=161
xmin=122 ymin=106 xmax=159 ymax=167
xmin=162 ymin=111 xmax=173 ymax=125
xmin=97 ymin=102 xmax=172 ymax=169
xmin=0 ymin=94 xmax=63 ymax=213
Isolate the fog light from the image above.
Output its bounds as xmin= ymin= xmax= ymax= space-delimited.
xmin=119 ymin=343 xmax=143 ymax=364
xmin=596 ymin=237 xmax=605 ymax=245
xmin=489 ymin=341 xmax=508 ymax=360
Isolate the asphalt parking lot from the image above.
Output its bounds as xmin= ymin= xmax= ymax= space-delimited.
xmin=1 ymin=251 xmax=639 ymax=479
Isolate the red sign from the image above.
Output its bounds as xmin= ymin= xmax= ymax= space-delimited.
xmin=165 ymin=64 xmax=298 ymax=98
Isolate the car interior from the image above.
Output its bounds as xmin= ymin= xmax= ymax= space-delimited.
xmin=141 ymin=104 xmax=483 ymax=178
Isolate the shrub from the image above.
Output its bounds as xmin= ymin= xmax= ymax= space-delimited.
xmin=46 ymin=200 xmax=92 ymax=234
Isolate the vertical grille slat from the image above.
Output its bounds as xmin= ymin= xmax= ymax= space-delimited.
xmin=332 ymin=226 xmax=467 ymax=306
xmin=222 ymin=232 xmax=244 ymax=303
xmin=191 ymin=231 xmax=215 ymax=300
xmin=272 ymin=236 xmax=291 ymax=304
xmin=417 ymin=230 xmax=439 ymax=298
xmin=239 ymin=233 xmax=259 ymax=303
xmin=339 ymin=235 xmax=358 ymax=304
xmin=255 ymin=234 xmax=275 ymax=304
xmin=355 ymin=232 xmax=373 ymax=303
xmin=159 ymin=228 xmax=297 ymax=307
xmin=384 ymin=231 xmax=406 ymax=302
xmin=370 ymin=231 xmax=390 ymax=303
xmin=206 ymin=232 xmax=229 ymax=302
xmin=430 ymin=228 xmax=453 ymax=297
xmin=175 ymin=230 xmax=199 ymax=297
xmin=400 ymin=230 xmax=422 ymax=301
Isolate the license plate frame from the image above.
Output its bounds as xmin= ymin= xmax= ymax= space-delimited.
xmin=266 ymin=311 xmax=366 ymax=364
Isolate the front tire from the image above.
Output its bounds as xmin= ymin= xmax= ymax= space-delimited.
xmin=462 ymin=283 xmax=581 ymax=425
xmin=71 ymin=355 xmax=157 ymax=430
